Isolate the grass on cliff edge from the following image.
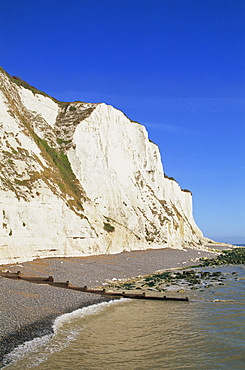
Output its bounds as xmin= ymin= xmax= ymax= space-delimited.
xmin=35 ymin=136 xmax=86 ymax=211
xmin=0 ymin=66 xmax=87 ymax=214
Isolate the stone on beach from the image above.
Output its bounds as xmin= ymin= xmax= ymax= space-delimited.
xmin=0 ymin=247 xmax=217 ymax=363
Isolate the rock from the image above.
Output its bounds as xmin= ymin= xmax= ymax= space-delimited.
xmin=0 ymin=67 xmax=204 ymax=264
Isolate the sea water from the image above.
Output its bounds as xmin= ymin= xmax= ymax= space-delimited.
xmin=3 ymin=265 xmax=245 ymax=370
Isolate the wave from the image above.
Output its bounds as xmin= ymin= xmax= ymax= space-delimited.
xmin=3 ymin=298 xmax=128 ymax=368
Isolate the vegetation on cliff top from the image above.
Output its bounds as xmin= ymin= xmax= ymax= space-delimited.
xmin=0 ymin=66 xmax=68 ymax=107
xmin=0 ymin=67 xmax=49 ymax=98
xmin=0 ymin=66 xmax=89 ymax=215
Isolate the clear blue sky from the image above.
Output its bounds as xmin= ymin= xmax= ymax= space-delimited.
xmin=1 ymin=0 xmax=244 ymax=244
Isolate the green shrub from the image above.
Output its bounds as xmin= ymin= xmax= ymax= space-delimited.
xmin=103 ymin=222 xmax=115 ymax=233
xmin=57 ymin=138 xmax=72 ymax=145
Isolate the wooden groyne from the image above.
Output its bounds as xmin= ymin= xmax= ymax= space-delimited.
xmin=0 ymin=271 xmax=189 ymax=302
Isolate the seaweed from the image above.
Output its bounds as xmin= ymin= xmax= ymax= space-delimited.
xmin=199 ymin=248 xmax=245 ymax=266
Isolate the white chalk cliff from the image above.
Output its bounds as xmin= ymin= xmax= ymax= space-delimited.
xmin=0 ymin=67 xmax=204 ymax=264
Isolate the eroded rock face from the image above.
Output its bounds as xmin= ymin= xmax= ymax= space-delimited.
xmin=0 ymin=68 xmax=203 ymax=264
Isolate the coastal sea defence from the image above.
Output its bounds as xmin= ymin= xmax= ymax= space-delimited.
xmin=0 ymin=67 xmax=204 ymax=264
xmin=0 ymin=247 xmax=218 ymax=366
xmin=0 ymin=270 xmax=189 ymax=301
xmin=3 ymin=268 xmax=245 ymax=370
xmin=1 ymin=248 xmax=244 ymax=368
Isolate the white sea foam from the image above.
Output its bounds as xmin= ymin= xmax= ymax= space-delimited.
xmin=2 ymin=334 xmax=52 ymax=368
xmin=3 ymin=299 xmax=128 ymax=368
xmin=53 ymin=298 xmax=128 ymax=332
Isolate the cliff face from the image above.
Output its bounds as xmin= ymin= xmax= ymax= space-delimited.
xmin=0 ymin=68 xmax=203 ymax=264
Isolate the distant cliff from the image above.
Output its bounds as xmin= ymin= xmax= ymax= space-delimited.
xmin=0 ymin=67 xmax=204 ymax=264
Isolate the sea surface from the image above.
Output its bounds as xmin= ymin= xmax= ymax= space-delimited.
xmin=3 ymin=264 xmax=245 ymax=370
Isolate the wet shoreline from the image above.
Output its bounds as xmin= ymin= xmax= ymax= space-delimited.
xmin=0 ymin=247 xmax=222 ymax=365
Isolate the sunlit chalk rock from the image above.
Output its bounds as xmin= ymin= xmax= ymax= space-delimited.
xmin=0 ymin=67 xmax=204 ymax=264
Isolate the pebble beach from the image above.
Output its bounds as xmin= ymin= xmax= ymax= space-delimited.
xmin=0 ymin=246 xmax=221 ymax=365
